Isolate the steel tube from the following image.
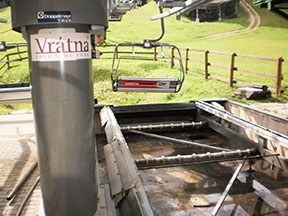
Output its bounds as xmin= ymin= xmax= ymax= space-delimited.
xmin=121 ymin=121 xmax=204 ymax=131
xmin=211 ymin=159 xmax=246 ymax=216
xmin=130 ymin=129 xmax=231 ymax=152
xmin=26 ymin=25 xmax=97 ymax=216
xmin=16 ymin=176 xmax=40 ymax=216
xmin=135 ymin=148 xmax=257 ymax=167
xmin=6 ymin=161 xmax=38 ymax=201
xmin=137 ymin=154 xmax=278 ymax=170
xmin=0 ymin=87 xmax=31 ymax=93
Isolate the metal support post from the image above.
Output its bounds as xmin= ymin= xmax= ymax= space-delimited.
xmin=211 ymin=159 xmax=246 ymax=216
xmin=10 ymin=0 xmax=107 ymax=215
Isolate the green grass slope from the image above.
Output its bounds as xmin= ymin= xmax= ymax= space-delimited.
xmin=0 ymin=0 xmax=287 ymax=113
xmin=96 ymin=0 xmax=288 ymax=105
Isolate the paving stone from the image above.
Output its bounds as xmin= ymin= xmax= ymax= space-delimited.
xmin=0 ymin=113 xmax=41 ymax=216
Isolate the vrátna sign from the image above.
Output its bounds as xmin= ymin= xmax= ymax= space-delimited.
xmin=30 ymin=28 xmax=91 ymax=62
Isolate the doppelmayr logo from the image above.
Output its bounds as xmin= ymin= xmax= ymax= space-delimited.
xmin=37 ymin=11 xmax=45 ymax=19
xmin=37 ymin=11 xmax=72 ymax=23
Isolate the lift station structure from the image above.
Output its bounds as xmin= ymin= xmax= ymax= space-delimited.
xmin=3 ymin=0 xmax=288 ymax=216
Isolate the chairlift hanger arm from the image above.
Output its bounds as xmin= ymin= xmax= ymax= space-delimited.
xmin=149 ymin=5 xmax=165 ymax=43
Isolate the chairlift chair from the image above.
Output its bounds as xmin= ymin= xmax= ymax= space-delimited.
xmin=108 ymin=0 xmax=139 ymax=21
xmin=111 ymin=42 xmax=185 ymax=93
xmin=109 ymin=1 xmax=188 ymax=93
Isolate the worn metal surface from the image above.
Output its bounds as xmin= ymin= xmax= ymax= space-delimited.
xmin=104 ymin=184 xmax=117 ymax=216
xmin=109 ymin=102 xmax=288 ymax=215
xmin=100 ymin=106 xmax=154 ymax=216
xmin=225 ymin=100 xmax=288 ymax=136
xmin=104 ymin=144 xmax=123 ymax=201
xmin=24 ymin=25 xmax=97 ymax=216
xmin=126 ymin=130 xmax=288 ymax=215
xmin=196 ymin=100 xmax=288 ymax=171
xmin=0 ymin=87 xmax=31 ymax=104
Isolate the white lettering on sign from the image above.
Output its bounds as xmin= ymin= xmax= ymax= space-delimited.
xmin=30 ymin=29 xmax=91 ymax=62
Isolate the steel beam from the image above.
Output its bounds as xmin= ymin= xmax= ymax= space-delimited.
xmin=137 ymin=154 xmax=279 ymax=170
xmin=196 ymin=100 xmax=288 ymax=171
xmin=121 ymin=121 xmax=204 ymax=131
xmin=135 ymin=148 xmax=257 ymax=168
xmin=196 ymin=100 xmax=288 ymax=145
xmin=211 ymin=159 xmax=246 ymax=216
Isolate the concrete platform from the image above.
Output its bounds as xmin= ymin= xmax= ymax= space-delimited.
xmin=0 ymin=113 xmax=40 ymax=216
xmin=0 ymin=112 xmax=108 ymax=216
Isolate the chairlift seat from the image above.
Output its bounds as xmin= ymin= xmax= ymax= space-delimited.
xmin=115 ymin=77 xmax=180 ymax=92
xmin=111 ymin=42 xmax=185 ymax=93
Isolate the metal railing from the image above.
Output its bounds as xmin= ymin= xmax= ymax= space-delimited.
xmin=0 ymin=43 xmax=28 ymax=78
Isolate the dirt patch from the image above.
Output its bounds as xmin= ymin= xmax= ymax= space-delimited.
xmin=207 ymin=0 xmax=261 ymax=40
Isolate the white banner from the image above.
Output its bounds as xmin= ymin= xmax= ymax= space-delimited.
xmin=30 ymin=28 xmax=91 ymax=62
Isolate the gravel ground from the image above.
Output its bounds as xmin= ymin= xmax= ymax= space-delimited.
xmin=249 ymin=103 xmax=288 ymax=119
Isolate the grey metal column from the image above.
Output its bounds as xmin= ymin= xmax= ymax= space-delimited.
xmin=10 ymin=0 xmax=107 ymax=215
xmin=27 ymin=24 xmax=97 ymax=216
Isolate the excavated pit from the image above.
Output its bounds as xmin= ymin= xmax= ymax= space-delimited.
xmin=96 ymin=101 xmax=288 ymax=216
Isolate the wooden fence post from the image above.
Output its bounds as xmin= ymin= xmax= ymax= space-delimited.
xmin=276 ymin=57 xmax=283 ymax=96
xmin=230 ymin=53 xmax=236 ymax=88
xmin=185 ymin=48 xmax=189 ymax=74
xmin=154 ymin=47 xmax=157 ymax=61
xmin=171 ymin=47 xmax=174 ymax=69
xmin=6 ymin=55 xmax=10 ymax=70
xmin=115 ymin=46 xmax=118 ymax=59
xmin=205 ymin=50 xmax=209 ymax=79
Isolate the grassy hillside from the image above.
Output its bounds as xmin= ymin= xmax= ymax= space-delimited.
xmin=95 ymin=0 xmax=288 ymax=105
xmin=0 ymin=0 xmax=287 ymax=113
